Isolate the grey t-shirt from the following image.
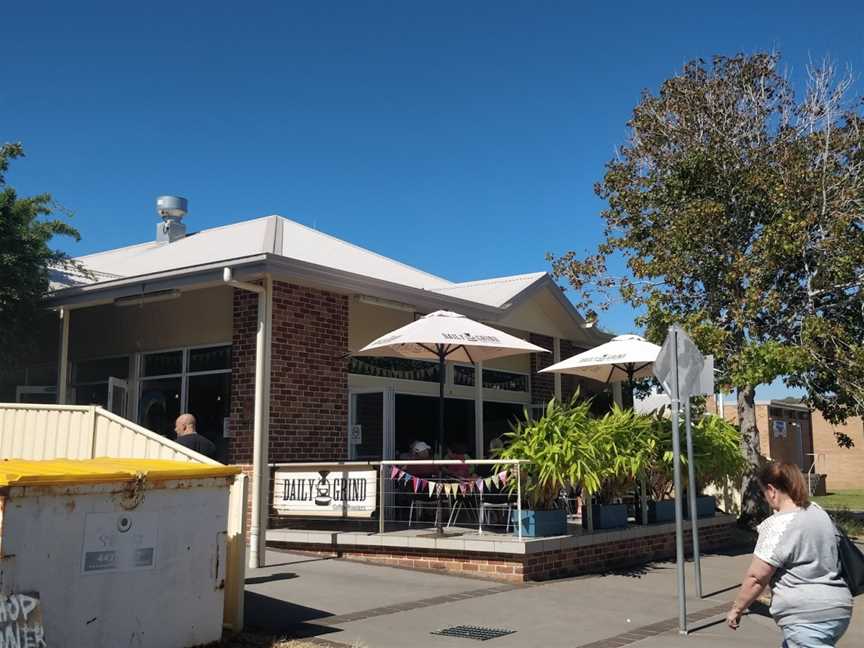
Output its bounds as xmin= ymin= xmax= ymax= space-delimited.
xmin=754 ymin=502 xmax=852 ymax=626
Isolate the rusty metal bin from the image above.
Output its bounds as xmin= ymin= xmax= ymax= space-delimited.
xmin=0 ymin=458 xmax=239 ymax=647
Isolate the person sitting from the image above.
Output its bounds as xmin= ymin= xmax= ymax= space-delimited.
xmin=445 ymin=443 xmax=472 ymax=479
xmin=406 ymin=441 xmax=435 ymax=477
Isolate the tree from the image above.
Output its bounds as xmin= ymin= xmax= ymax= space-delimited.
xmin=549 ymin=53 xmax=864 ymax=526
xmin=0 ymin=143 xmax=81 ymax=369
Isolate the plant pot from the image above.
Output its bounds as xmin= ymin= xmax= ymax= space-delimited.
xmin=516 ymin=509 xmax=568 ymax=537
xmin=635 ymin=499 xmax=676 ymax=524
xmin=582 ymin=503 xmax=628 ymax=530
xmin=685 ymin=495 xmax=716 ymax=519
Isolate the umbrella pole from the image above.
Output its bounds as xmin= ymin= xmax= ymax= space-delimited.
xmin=436 ymin=349 xmax=446 ymax=535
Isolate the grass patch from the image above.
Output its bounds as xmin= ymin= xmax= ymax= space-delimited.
xmin=813 ymin=489 xmax=864 ymax=512
xmin=828 ymin=508 xmax=864 ymax=540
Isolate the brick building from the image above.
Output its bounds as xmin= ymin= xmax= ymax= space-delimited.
xmin=1 ymin=204 xmax=611 ymax=557
xmin=714 ymin=398 xmax=864 ymax=491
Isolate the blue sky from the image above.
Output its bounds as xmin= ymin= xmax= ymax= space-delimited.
xmin=4 ymin=1 xmax=863 ymax=399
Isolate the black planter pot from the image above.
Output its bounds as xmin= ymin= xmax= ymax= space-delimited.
xmin=517 ymin=509 xmax=568 ymax=537
xmin=582 ymin=503 xmax=628 ymax=530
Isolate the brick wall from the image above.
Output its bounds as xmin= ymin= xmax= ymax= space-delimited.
xmin=270 ymin=519 xmax=735 ymax=583
xmin=559 ymin=340 xmax=585 ymax=402
xmin=529 ymin=333 xmax=554 ymax=405
xmin=229 ymin=281 xmax=349 ymax=464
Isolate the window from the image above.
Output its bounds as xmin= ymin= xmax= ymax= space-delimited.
xmin=73 ymin=356 xmax=130 ymax=408
xmin=481 ymin=369 xmax=529 ymax=392
xmin=349 ymin=357 xmax=440 ymax=382
xmin=138 ymin=345 xmax=231 ymax=452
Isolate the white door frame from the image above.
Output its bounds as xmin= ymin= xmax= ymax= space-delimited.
xmin=107 ymin=377 xmax=129 ymax=418
xmin=348 ymin=386 xmax=395 ymax=460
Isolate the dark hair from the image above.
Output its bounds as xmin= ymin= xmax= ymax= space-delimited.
xmin=756 ymin=462 xmax=809 ymax=507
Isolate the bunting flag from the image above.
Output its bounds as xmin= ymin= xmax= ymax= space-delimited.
xmin=412 ymin=476 xmax=420 ymax=493
xmin=459 ymin=482 xmax=467 ymax=495
xmin=484 ymin=477 xmax=493 ymax=490
xmin=428 ymin=480 xmax=436 ymax=497
xmin=402 ymin=471 xmax=411 ymax=483
xmin=390 ymin=466 xmax=400 ymax=480
xmin=498 ymin=470 xmax=509 ymax=486
xmin=476 ymin=478 xmax=485 ymax=493
xmin=467 ymin=480 xmax=476 ymax=493
xmin=436 ymin=483 xmax=444 ymax=496
xmin=491 ymin=474 xmax=500 ymax=488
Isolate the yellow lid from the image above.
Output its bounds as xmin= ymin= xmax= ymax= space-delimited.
xmin=0 ymin=458 xmax=240 ymax=488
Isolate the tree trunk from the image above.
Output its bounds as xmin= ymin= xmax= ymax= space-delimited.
xmin=737 ymin=385 xmax=768 ymax=528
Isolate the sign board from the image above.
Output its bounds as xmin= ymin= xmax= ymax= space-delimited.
xmin=653 ymin=326 xmax=705 ymax=400
xmin=349 ymin=424 xmax=362 ymax=445
xmin=273 ymin=467 xmax=377 ymax=518
xmin=772 ymin=419 xmax=787 ymax=439
xmin=0 ymin=593 xmax=45 ymax=647
xmin=697 ymin=355 xmax=715 ymax=396
xmin=222 ymin=416 xmax=232 ymax=438
xmin=81 ymin=512 xmax=158 ymax=574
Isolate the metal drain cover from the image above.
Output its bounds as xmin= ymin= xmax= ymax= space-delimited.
xmin=431 ymin=625 xmax=516 ymax=641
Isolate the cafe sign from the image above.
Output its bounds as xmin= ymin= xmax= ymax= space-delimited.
xmin=272 ymin=467 xmax=377 ymax=518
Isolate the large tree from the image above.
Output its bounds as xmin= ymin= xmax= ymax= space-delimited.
xmin=0 ymin=143 xmax=81 ymax=368
xmin=550 ymin=53 xmax=864 ymax=525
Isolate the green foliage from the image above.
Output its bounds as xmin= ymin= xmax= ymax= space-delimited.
xmin=592 ymin=404 xmax=656 ymax=503
xmin=549 ymin=52 xmax=864 ymax=440
xmin=495 ymin=398 xmax=601 ymax=510
xmin=0 ymin=143 xmax=81 ymax=367
xmin=641 ymin=411 xmax=746 ymax=499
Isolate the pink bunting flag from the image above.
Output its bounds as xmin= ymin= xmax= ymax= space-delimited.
xmin=498 ymin=470 xmax=509 ymax=486
xmin=459 ymin=482 xmax=467 ymax=495
xmin=412 ymin=476 xmax=420 ymax=493
xmin=390 ymin=466 xmax=400 ymax=480
xmin=476 ymin=478 xmax=485 ymax=493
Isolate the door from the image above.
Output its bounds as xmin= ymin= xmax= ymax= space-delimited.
xmin=107 ymin=377 xmax=128 ymax=417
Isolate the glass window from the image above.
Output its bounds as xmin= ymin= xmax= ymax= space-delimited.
xmin=139 ymin=378 xmax=182 ymax=438
xmin=142 ymin=351 xmax=183 ymax=377
xmin=189 ymin=346 xmax=231 ymax=373
xmin=76 ymin=383 xmax=109 ymax=408
xmin=187 ymin=373 xmax=230 ymax=438
xmin=75 ymin=356 xmax=129 ymax=383
xmin=26 ymin=364 xmax=57 ymax=386
xmin=349 ymin=357 xmax=440 ymax=382
xmin=395 ymin=394 xmax=476 ymax=458
xmin=482 ymin=369 xmax=529 ymax=392
xmin=453 ymin=365 xmax=475 ymax=387
xmin=483 ymin=402 xmax=526 ymax=456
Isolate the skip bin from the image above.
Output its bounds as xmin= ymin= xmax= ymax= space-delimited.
xmin=0 ymin=458 xmax=239 ymax=648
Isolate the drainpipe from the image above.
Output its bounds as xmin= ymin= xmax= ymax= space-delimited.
xmin=553 ymin=338 xmax=562 ymax=401
xmin=223 ymin=267 xmax=268 ymax=569
xmin=58 ymin=308 xmax=70 ymax=404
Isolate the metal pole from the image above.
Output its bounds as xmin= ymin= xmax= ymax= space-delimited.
xmin=379 ymin=463 xmax=386 ymax=534
xmin=640 ymin=472 xmax=649 ymax=526
xmin=684 ymin=399 xmax=703 ymax=598
xmin=670 ymin=328 xmax=688 ymax=634
xmin=585 ymin=491 xmax=594 ymax=533
xmin=438 ymin=351 xmax=446 ymax=458
xmin=58 ymin=308 xmax=70 ymax=404
xmin=516 ymin=463 xmax=523 ymax=540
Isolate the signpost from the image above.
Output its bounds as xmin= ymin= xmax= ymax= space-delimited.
xmin=654 ymin=325 xmax=705 ymax=634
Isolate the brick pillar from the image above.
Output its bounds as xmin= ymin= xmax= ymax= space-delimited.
xmin=529 ymin=333 xmax=555 ymax=405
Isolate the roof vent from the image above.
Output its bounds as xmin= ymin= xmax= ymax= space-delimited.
xmin=156 ymin=195 xmax=188 ymax=243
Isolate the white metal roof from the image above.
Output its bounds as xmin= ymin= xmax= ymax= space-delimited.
xmin=58 ymin=215 xmax=452 ymax=291
xmin=429 ymin=272 xmax=547 ymax=307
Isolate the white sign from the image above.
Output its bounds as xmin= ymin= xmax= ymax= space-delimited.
xmin=349 ymin=424 xmax=363 ymax=445
xmin=654 ymin=325 xmax=705 ymax=399
xmin=697 ymin=355 xmax=715 ymax=396
xmin=273 ymin=468 xmax=377 ymax=518
xmin=773 ymin=419 xmax=787 ymax=439
xmin=81 ymin=512 xmax=158 ymax=574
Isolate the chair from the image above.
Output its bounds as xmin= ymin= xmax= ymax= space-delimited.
xmin=409 ymin=497 xmax=449 ymax=527
xmin=479 ymin=500 xmax=513 ymax=534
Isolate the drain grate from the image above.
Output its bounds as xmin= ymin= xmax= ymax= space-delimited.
xmin=431 ymin=625 xmax=516 ymax=641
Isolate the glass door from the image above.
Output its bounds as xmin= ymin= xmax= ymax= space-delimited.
xmin=349 ymin=391 xmax=385 ymax=460
xmin=107 ymin=377 xmax=128 ymax=417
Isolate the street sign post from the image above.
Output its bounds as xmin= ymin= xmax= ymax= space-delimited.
xmin=654 ymin=325 xmax=705 ymax=634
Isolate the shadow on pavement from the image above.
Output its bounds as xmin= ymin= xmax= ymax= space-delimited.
xmin=244 ymin=590 xmax=342 ymax=639
xmin=245 ymin=571 xmax=299 ymax=585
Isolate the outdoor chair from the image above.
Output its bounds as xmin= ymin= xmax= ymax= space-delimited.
xmin=479 ymin=500 xmax=513 ymax=534
xmin=408 ymin=496 xmax=450 ymax=528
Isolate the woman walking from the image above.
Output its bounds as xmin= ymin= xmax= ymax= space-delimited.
xmin=727 ymin=461 xmax=852 ymax=646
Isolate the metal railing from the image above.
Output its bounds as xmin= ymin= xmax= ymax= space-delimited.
xmin=268 ymin=459 xmax=528 ymax=540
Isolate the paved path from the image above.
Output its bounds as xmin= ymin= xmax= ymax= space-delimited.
xmin=246 ymin=549 xmax=862 ymax=647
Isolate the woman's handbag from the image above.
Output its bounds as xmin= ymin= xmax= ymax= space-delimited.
xmin=836 ymin=526 xmax=864 ymax=596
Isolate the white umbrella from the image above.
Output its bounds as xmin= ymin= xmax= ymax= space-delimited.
xmin=357 ymin=310 xmax=548 ymax=454
xmin=539 ymin=334 xmax=660 ymax=388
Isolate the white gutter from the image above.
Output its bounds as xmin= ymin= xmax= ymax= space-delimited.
xmin=223 ymin=267 xmax=270 ymax=569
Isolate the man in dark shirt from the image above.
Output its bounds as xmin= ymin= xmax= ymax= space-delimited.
xmin=174 ymin=413 xmax=216 ymax=459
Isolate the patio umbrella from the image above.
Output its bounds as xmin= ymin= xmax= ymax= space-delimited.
xmin=539 ymin=334 xmax=660 ymax=392
xmin=356 ymin=310 xmax=549 ymax=456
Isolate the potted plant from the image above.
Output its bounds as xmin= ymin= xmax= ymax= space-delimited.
xmin=587 ymin=405 xmax=655 ymax=529
xmin=685 ymin=414 xmax=746 ymax=518
xmin=496 ymin=398 xmax=601 ymax=537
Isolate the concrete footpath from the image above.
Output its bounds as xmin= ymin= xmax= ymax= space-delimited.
xmin=245 ymin=548 xmax=862 ymax=647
